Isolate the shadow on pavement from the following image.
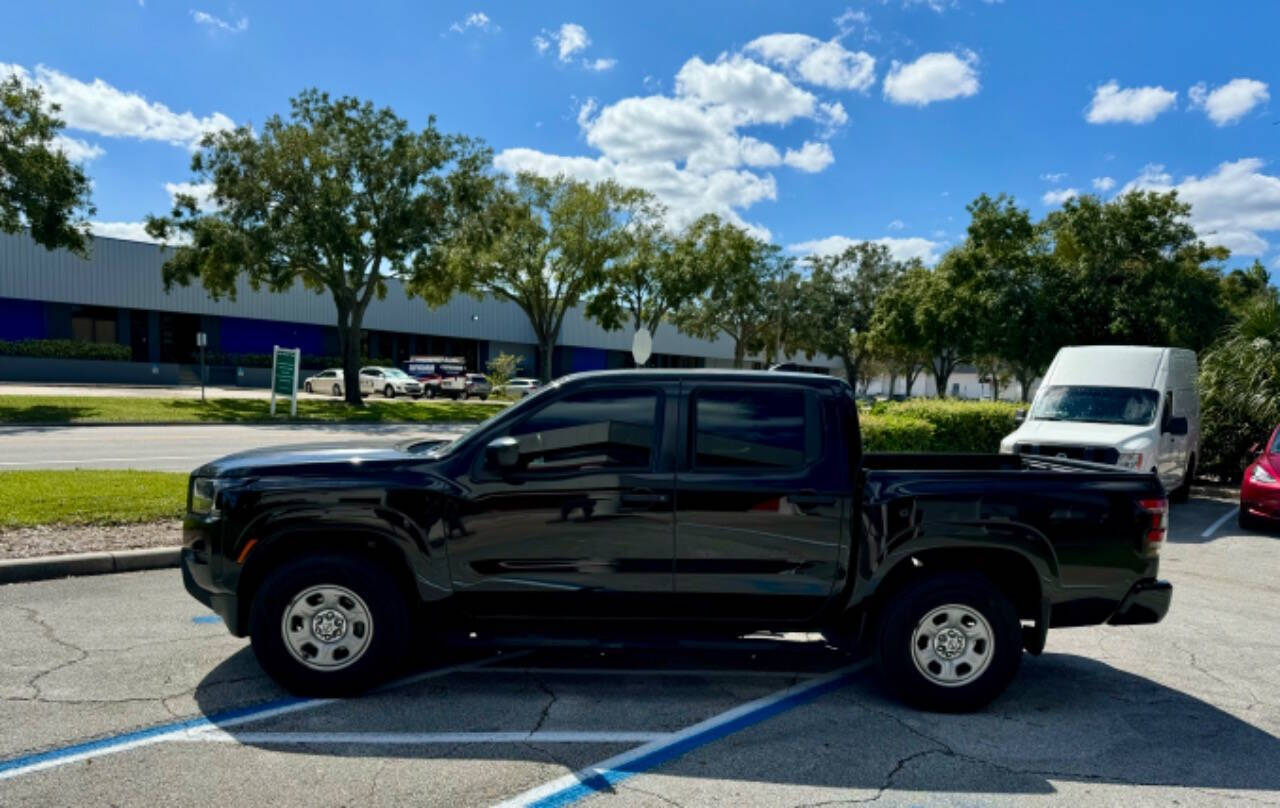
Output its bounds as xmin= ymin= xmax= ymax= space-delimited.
xmin=191 ymin=642 xmax=1280 ymax=797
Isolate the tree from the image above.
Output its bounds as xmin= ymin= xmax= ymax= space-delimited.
xmin=485 ymin=351 xmax=521 ymax=394
xmin=1045 ymin=190 xmax=1230 ymax=352
xmin=949 ymin=194 xmax=1057 ymax=402
xmin=584 ymin=197 xmax=708 ymax=342
xmin=1199 ymin=296 xmax=1280 ymax=480
xmin=1220 ymin=259 xmax=1277 ymax=317
xmin=0 ymin=75 xmax=94 ymax=254
xmin=673 ymin=215 xmax=779 ymax=368
xmin=146 ymin=90 xmax=491 ymax=405
xmin=422 ymin=173 xmax=641 ymax=382
xmin=872 ymin=258 xmax=975 ymax=398
xmin=794 ymin=242 xmax=900 ymax=384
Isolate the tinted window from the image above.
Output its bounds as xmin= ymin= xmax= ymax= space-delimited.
xmin=693 ymin=388 xmax=808 ymax=469
xmin=508 ymin=389 xmax=658 ymax=472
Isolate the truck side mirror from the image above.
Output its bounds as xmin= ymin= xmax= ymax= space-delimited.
xmin=1013 ymin=408 xmax=1027 ymax=425
xmin=485 ymin=436 xmax=520 ymax=469
xmin=1164 ymin=416 xmax=1188 ymax=436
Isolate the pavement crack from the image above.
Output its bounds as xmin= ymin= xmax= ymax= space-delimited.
xmin=530 ymin=675 xmax=558 ymax=735
xmin=619 ymin=781 xmax=685 ymax=807
xmin=13 ymin=605 xmax=89 ymax=699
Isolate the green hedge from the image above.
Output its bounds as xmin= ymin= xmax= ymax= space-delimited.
xmin=860 ymin=414 xmax=936 ymax=452
xmin=863 ymin=399 xmax=1019 ymax=453
xmin=0 ymin=339 xmax=130 ymax=361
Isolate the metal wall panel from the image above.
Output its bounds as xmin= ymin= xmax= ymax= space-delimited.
xmin=0 ymin=231 xmax=839 ymax=368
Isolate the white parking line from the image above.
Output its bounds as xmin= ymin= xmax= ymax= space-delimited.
xmin=1201 ymin=506 xmax=1239 ymax=538
xmin=0 ymin=456 xmax=208 ymax=466
xmin=470 ymin=667 xmax=821 ymax=679
xmin=177 ymin=731 xmax=673 ymax=745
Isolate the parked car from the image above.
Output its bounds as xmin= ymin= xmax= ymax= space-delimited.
xmin=498 ymin=377 xmax=540 ymax=398
xmin=1000 ymin=345 xmax=1199 ymax=502
xmin=360 ymin=366 xmax=423 ymax=399
xmin=462 ymin=374 xmax=491 ymax=400
xmin=182 ymin=369 xmax=1172 ymax=711
xmin=404 ymin=356 xmax=468 ymax=399
xmin=1239 ymin=423 xmax=1280 ymax=530
xmin=303 ymin=368 xmax=345 ymax=397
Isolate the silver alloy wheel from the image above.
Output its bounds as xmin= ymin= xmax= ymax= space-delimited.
xmin=281 ymin=584 xmax=374 ymax=671
xmin=910 ymin=603 xmax=994 ymax=687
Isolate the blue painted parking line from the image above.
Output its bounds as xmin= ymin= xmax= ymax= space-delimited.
xmin=191 ymin=615 xmax=222 ymax=624
xmin=494 ymin=659 xmax=871 ymax=808
xmin=0 ymin=651 xmax=520 ymax=782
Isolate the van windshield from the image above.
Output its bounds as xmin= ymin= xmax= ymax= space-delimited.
xmin=1030 ymin=386 xmax=1159 ymax=426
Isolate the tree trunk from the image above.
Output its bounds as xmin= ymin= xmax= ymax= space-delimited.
xmin=887 ymin=371 xmax=898 ymax=398
xmin=904 ymin=365 xmax=919 ymax=397
xmin=334 ymin=302 xmax=364 ymax=408
xmin=733 ymin=340 xmax=745 ymax=369
xmin=932 ymin=360 xmax=951 ymax=399
xmin=1014 ymin=369 xmax=1036 ymax=402
xmin=537 ymin=338 xmax=555 ymax=383
xmin=841 ymin=355 xmax=858 ymax=387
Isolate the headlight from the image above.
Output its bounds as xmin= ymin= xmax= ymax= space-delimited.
xmin=1116 ymin=452 xmax=1144 ymax=470
xmin=1251 ymin=464 xmax=1276 ymax=484
xmin=190 ymin=477 xmax=227 ymax=515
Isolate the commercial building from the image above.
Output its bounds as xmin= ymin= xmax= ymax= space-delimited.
xmin=0 ymin=231 xmax=838 ymax=384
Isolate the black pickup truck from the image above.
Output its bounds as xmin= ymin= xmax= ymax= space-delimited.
xmin=182 ymin=370 xmax=1172 ymax=711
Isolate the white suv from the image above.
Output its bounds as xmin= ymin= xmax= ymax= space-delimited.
xmin=360 ymin=367 xmax=424 ymax=399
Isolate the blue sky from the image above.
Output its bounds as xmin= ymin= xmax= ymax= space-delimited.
xmin=3 ymin=1 xmax=1277 ymax=268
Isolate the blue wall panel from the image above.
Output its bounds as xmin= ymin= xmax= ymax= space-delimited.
xmin=218 ymin=316 xmax=326 ymax=356
xmin=0 ymin=297 xmax=45 ymax=340
xmin=569 ymin=347 xmax=608 ymax=372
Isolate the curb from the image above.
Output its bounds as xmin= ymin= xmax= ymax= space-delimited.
xmin=0 ymin=547 xmax=179 ymax=585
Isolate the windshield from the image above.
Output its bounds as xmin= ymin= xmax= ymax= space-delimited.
xmin=383 ymin=368 xmax=412 ymax=379
xmin=1030 ymin=385 xmax=1159 ymax=426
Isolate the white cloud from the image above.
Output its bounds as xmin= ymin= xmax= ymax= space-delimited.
xmin=1120 ymin=157 xmax=1280 ymax=257
xmin=675 ymin=55 xmax=823 ymax=126
xmin=1085 ymin=80 xmax=1177 ymax=124
xmin=1042 ymin=188 xmax=1079 ymax=206
xmin=782 ymin=141 xmax=834 ymax=173
xmin=53 ymin=135 xmax=104 ymax=163
xmin=583 ymin=58 xmax=617 ymax=72
xmin=533 ymin=35 xmax=550 ymax=55
xmin=190 ymin=10 xmax=248 ymax=33
xmin=90 ymin=221 xmax=164 ymax=243
xmin=1040 ymin=172 xmax=1068 ymax=183
xmin=903 ymin=0 xmax=954 ymax=12
xmin=787 ymin=234 xmax=944 ymax=264
xmin=449 ymin=11 xmax=494 ymax=34
xmin=888 ymin=219 xmax=905 ymax=230
xmin=164 ymin=181 xmax=216 ymax=211
xmin=534 ymin=22 xmax=590 ymax=62
xmin=883 ymin=50 xmax=980 ymax=106
xmin=1189 ymin=78 xmax=1269 ymax=126
xmin=833 ymin=8 xmax=870 ymax=36
xmin=744 ymin=34 xmax=876 ymax=92
xmin=0 ymin=62 xmax=234 ymax=149
xmin=1091 ymin=176 xmax=1116 ymax=192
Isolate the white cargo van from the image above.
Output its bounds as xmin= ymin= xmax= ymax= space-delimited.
xmin=999 ymin=346 xmax=1199 ymax=501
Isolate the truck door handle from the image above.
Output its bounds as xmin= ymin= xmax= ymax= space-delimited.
xmin=620 ymin=491 xmax=669 ymax=507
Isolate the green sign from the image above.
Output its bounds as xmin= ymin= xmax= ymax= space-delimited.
xmin=273 ymin=349 xmax=298 ymax=396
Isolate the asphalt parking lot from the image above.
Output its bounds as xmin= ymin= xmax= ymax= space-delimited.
xmin=2 ymin=495 xmax=1278 ymax=807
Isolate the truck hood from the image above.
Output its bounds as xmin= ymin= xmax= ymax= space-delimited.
xmin=1010 ymin=419 xmax=1155 ymax=447
xmin=193 ymin=440 xmax=423 ymax=478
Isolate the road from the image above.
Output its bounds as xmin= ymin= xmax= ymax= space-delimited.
xmin=1 ymin=496 xmax=1278 ymax=806
xmin=0 ymin=423 xmax=474 ymax=472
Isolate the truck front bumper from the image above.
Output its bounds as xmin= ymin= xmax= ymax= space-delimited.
xmin=1107 ymin=579 xmax=1172 ymax=625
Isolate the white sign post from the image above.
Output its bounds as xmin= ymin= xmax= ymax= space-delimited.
xmin=631 ymin=328 xmax=652 ymax=367
xmin=269 ymin=345 xmax=301 ymax=417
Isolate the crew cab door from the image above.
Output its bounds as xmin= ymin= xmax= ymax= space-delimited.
xmin=447 ymin=382 xmax=677 ymax=619
xmin=672 ymin=382 xmax=846 ymax=621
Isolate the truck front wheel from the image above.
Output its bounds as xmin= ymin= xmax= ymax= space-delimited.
xmin=248 ymin=553 xmax=411 ymax=697
xmin=876 ymin=572 xmax=1022 ymax=712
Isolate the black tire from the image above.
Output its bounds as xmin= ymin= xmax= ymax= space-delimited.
xmin=332 ymin=383 xmax=341 ymax=397
xmin=426 ymin=387 xmax=436 ymax=399
xmin=459 ymin=391 xmax=469 ymax=401
xmin=875 ymin=572 xmax=1022 ymax=712
xmin=249 ymin=553 xmax=411 ymax=697
xmin=1170 ymin=455 xmax=1195 ymax=504
xmin=305 ymin=382 xmax=313 ymax=394
xmin=479 ymin=394 xmax=489 ymax=401
xmin=383 ymin=385 xmax=395 ymax=399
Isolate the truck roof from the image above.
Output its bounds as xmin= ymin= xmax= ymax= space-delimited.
xmin=554 ymin=368 xmax=852 ymax=390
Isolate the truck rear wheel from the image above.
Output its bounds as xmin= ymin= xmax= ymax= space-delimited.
xmin=875 ymin=572 xmax=1021 ymax=712
xmin=248 ymin=553 xmax=411 ymax=697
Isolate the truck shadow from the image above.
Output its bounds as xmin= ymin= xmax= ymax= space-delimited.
xmin=191 ymin=644 xmax=1280 ymax=797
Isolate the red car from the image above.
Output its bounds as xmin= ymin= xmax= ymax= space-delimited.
xmin=1239 ymin=424 xmax=1280 ymax=530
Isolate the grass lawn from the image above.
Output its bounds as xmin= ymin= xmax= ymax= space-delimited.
xmin=0 ymin=395 xmax=505 ymax=425
xmin=0 ymin=470 xmax=188 ymax=529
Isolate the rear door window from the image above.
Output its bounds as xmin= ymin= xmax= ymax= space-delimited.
xmin=691 ymin=388 xmax=817 ymax=470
